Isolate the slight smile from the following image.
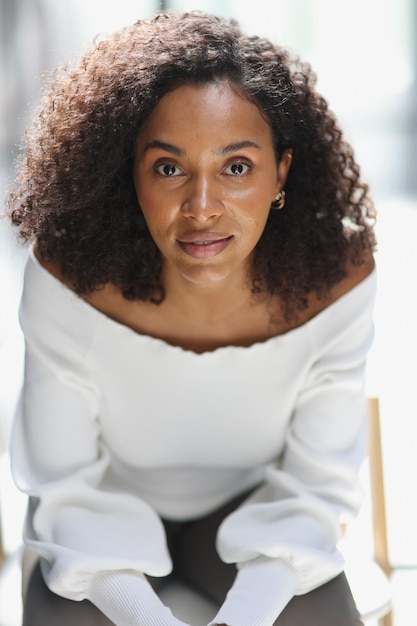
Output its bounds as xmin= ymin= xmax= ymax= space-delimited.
xmin=176 ymin=233 xmax=234 ymax=259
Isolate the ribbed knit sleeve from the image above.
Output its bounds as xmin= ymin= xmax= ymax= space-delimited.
xmin=209 ymin=270 xmax=376 ymax=626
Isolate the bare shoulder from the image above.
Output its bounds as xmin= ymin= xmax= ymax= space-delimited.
xmin=302 ymin=249 xmax=375 ymax=325
xmin=329 ymin=248 xmax=375 ymax=303
xmin=33 ymin=245 xmax=67 ymax=284
xmin=33 ymin=244 xmax=148 ymax=327
xmin=33 ymin=244 xmax=118 ymax=303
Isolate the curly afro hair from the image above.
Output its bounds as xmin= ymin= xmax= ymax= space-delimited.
xmin=6 ymin=11 xmax=376 ymax=315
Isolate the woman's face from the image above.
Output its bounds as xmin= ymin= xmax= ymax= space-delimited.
xmin=133 ymin=81 xmax=291 ymax=289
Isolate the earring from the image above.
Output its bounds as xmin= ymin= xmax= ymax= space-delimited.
xmin=271 ymin=190 xmax=286 ymax=210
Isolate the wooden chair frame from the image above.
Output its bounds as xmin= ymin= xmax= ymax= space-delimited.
xmin=367 ymin=397 xmax=392 ymax=626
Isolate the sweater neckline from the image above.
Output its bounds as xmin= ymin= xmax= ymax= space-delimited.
xmin=28 ymin=247 xmax=376 ymax=356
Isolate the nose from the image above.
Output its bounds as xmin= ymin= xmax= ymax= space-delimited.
xmin=180 ymin=175 xmax=224 ymax=222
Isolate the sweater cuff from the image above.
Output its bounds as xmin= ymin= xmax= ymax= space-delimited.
xmin=207 ymin=557 xmax=299 ymax=626
xmin=87 ymin=570 xmax=189 ymax=626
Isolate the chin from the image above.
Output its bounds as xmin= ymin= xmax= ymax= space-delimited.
xmin=172 ymin=259 xmax=227 ymax=282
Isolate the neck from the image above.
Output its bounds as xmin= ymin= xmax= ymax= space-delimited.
xmin=160 ymin=263 xmax=254 ymax=323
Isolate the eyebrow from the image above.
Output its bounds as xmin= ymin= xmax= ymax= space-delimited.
xmin=142 ymin=139 xmax=262 ymax=157
xmin=216 ymin=141 xmax=262 ymax=155
xmin=143 ymin=140 xmax=185 ymax=156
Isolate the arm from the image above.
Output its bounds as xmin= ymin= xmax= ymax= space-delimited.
xmin=12 ymin=257 xmax=188 ymax=626
xmin=208 ymin=266 xmax=376 ymax=626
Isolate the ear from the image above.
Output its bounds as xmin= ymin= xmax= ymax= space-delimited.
xmin=274 ymin=149 xmax=293 ymax=196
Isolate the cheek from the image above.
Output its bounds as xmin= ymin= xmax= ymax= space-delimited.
xmin=139 ymin=203 xmax=174 ymax=241
xmin=236 ymin=179 xmax=275 ymax=209
xmin=134 ymin=168 xmax=161 ymax=209
xmin=135 ymin=184 xmax=153 ymax=211
xmin=239 ymin=195 xmax=272 ymax=231
xmin=135 ymin=187 xmax=161 ymax=225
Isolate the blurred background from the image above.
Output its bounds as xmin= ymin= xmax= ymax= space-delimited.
xmin=0 ymin=1 xmax=416 ymax=624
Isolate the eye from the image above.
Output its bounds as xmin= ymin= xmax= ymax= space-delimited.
xmin=224 ymin=161 xmax=252 ymax=176
xmin=155 ymin=163 xmax=183 ymax=177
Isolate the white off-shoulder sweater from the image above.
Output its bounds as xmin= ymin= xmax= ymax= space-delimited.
xmin=12 ymin=250 xmax=376 ymax=626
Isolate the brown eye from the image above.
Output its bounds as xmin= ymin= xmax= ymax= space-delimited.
xmin=155 ymin=163 xmax=182 ymax=176
xmin=224 ymin=161 xmax=252 ymax=176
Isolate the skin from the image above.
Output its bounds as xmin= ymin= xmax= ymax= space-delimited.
xmin=133 ymin=82 xmax=290 ymax=291
xmin=37 ymin=80 xmax=374 ymax=353
xmin=129 ymin=81 xmax=292 ymax=351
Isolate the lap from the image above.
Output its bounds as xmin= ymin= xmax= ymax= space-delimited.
xmin=23 ymin=489 xmax=363 ymax=626
xmin=25 ymin=563 xmax=362 ymax=626
xmin=166 ymin=493 xmax=363 ymax=626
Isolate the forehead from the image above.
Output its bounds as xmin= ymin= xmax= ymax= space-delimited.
xmin=136 ymin=81 xmax=274 ymax=148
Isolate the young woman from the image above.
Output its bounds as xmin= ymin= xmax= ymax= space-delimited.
xmin=7 ymin=11 xmax=376 ymax=626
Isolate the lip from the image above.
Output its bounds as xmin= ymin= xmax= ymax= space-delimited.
xmin=177 ymin=231 xmax=231 ymax=243
xmin=176 ymin=232 xmax=233 ymax=259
